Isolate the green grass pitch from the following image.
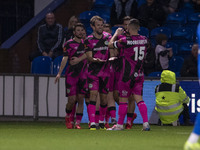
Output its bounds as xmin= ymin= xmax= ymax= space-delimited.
xmin=0 ymin=122 xmax=197 ymax=150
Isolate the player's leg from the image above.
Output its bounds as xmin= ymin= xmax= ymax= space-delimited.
xmin=95 ymin=93 xmax=100 ymax=128
xmin=106 ymin=91 xmax=117 ymax=128
xmin=65 ymin=75 xmax=78 ymax=129
xmin=88 ymin=75 xmax=99 ymax=130
xmin=134 ymin=94 xmax=150 ymax=131
xmin=184 ymin=113 xmax=200 ymax=150
xmin=99 ymin=77 xmax=109 ymax=130
xmin=125 ymin=95 xmax=137 ymax=129
xmin=65 ymin=95 xmax=76 ymax=129
xmin=74 ymin=93 xmax=84 ymax=129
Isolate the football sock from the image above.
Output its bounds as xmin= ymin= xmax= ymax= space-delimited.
xmin=137 ymin=101 xmax=148 ymax=123
xmin=75 ymin=113 xmax=83 ymax=125
xmin=127 ymin=113 xmax=134 ymax=125
xmin=118 ymin=102 xmax=128 ymax=125
xmin=99 ymin=104 xmax=107 ymax=123
xmin=88 ymin=101 xmax=96 ymax=125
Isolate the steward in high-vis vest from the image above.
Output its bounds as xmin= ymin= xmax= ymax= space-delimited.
xmin=155 ymin=70 xmax=189 ymax=124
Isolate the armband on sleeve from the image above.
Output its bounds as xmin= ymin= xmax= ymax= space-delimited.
xmin=113 ymin=41 xmax=118 ymax=48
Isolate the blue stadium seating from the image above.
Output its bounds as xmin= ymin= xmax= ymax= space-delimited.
xmin=148 ymin=71 xmax=162 ymax=77
xmin=186 ymin=13 xmax=200 ymax=33
xmin=171 ymin=27 xmax=194 ymax=46
xmin=52 ymin=56 xmax=68 ymax=75
xmin=164 ymin=12 xmax=187 ymax=30
xmin=169 ymin=56 xmax=184 ymax=72
xmin=150 ymin=27 xmax=172 ymax=39
xmin=138 ymin=27 xmax=149 ymax=37
xmin=179 ymin=2 xmax=194 ymax=16
xmin=179 ymin=42 xmax=193 ymax=58
xmin=79 ymin=11 xmax=99 ymax=28
xmin=94 ymin=0 xmax=114 ymax=7
xmin=31 ymin=56 xmax=52 ymax=74
xmin=166 ymin=42 xmax=178 ymax=56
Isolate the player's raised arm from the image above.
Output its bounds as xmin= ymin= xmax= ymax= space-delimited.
xmin=108 ymin=28 xmax=124 ymax=49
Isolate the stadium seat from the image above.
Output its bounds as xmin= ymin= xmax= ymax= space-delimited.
xmin=148 ymin=72 xmax=162 ymax=77
xmin=86 ymin=26 xmax=93 ymax=35
xmin=179 ymin=42 xmax=193 ymax=58
xmin=171 ymin=27 xmax=193 ymax=46
xmin=52 ymin=56 xmax=68 ymax=75
xmin=92 ymin=5 xmax=111 ymax=18
xmin=164 ymin=12 xmax=187 ymax=30
xmin=179 ymin=2 xmax=194 ymax=15
xmin=169 ymin=56 xmax=184 ymax=72
xmin=150 ymin=27 xmax=172 ymax=39
xmin=138 ymin=27 xmax=149 ymax=38
xmin=186 ymin=13 xmax=200 ymax=33
xmin=166 ymin=42 xmax=178 ymax=56
xmin=31 ymin=56 xmax=52 ymax=74
xmin=94 ymin=0 xmax=114 ymax=7
xmin=79 ymin=11 xmax=99 ymax=28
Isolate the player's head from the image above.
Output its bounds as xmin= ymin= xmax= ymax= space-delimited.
xmin=123 ymin=16 xmax=132 ymax=31
xmin=127 ymin=18 xmax=140 ymax=34
xmin=192 ymin=43 xmax=198 ymax=59
xmin=90 ymin=16 xmax=104 ymax=35
xmin=103 ymin=23 xmax=112 ymax=34
xmin=73 ymin=23 xmax=85 ymax=39
xmin=155 ymin=33 xmax=168 ymax=46
xmin=68 ymin=15 xmax=79 ymax=29
xmin=45 ymin=12 xmax=55 ymax=26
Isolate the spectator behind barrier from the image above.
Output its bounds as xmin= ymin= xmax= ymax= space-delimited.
xmin=29 ymin=12 xmax=64 ymax=61
xmin=180 ymin=43 xmax=198 ymax=77
xmin=110 ymin=0 xmax=138 ymax=27
xmin=155 ymin=33 xmax=173 ymax=71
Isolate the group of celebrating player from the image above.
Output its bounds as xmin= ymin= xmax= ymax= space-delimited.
xmin=54 ymin=15 xmax=150 ymax=131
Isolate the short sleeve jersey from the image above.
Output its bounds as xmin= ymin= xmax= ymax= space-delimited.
xmin=63 ymin=39 xmax=87 ymax=77
xmin=84 ymin=32 xmax=111 ymax=77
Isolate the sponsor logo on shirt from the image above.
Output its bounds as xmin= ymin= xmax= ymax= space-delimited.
xmin=93 ymin=46 xmax=108 ymax=51
xmin=122 ymin=90 xmax=128 ymax=96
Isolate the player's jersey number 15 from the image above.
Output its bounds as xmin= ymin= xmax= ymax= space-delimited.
xmin=133 ymin=46 xmax=145 ymax=61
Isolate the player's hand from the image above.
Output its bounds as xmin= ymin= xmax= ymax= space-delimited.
xmin=48 ymin=51 xmax=53 ymax=58
xmin=115 ymin=28 xmax=124 ymax=36
xmin=93 ymin=58 xmax=106 ymax=63
xmin=70 ymin=57 xmax=80 ymax=65
xmin=42 ymin=52 xmax=48 ymax=56
xmin=55 ymin=74 xmax=61 ymax=84
xmin=109 ymin=57 xmax=118 ymax=61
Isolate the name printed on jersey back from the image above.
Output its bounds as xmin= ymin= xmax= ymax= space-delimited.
xmin=127 ymin=39 xmax=147 ymax=45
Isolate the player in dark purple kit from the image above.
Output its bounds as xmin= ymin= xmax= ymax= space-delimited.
xmin=55 ymin=23 xmax=87 ymax=129
xmin=108 ymin=18 xmax=150 ymax=131
xmin=85 ymin=16 xmax=111 ymax=130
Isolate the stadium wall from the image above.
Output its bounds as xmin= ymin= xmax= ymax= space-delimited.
xmin=0 ymin=74 xmax=199 ymax=124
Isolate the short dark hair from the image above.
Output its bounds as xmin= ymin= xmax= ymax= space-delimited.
xmin=128 ymin=18 xmax=140 ymax=30
xmin=90 ymin=16 xmax=104 ymax=26
xmin=155 ymin=33 xmax=168 ymax=45
xmin=103 ymin=23 xmax=111 ymax=29
xmin=123 ymin=16 xmax=132 ymax=22
xmin=73 ymin=23 xmax=85 ymax=31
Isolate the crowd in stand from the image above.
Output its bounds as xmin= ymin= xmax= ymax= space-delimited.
xmin=30 ymin=0 xmax=199 ymax=78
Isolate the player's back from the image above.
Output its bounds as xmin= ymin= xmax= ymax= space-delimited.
xmin=122 ymin=35 xmax=147 ymax=65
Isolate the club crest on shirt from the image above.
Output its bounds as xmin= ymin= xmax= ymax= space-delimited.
xmin=89 ymin=84 xmax=93 ymax=89
xmin=104 ymin=41 xmax=109 ymax=45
